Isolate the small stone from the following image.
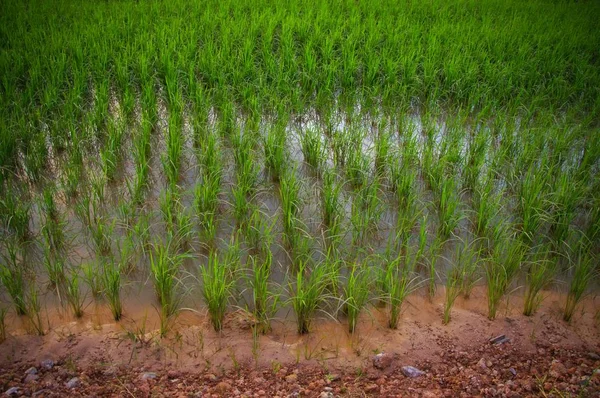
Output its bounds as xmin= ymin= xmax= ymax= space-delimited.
xmin=4 ymin=387 xmax=19 ymax=397
xmin=40 ymin=360 xmax=54 ymax=370
xmin=215 ymin=382 xmax=231 ymax=393
xmin=588 ymin=352 xmax=600 ymax=360
xmin=319 ymin=392 xmax=333 ymax=398
xmin=372 ymin=353 xmax=394 ymax=370
xmin=205 ymin=373 xmax=218 ymax=382
xmin=549 ymin=360 xmax=567 ymax=379
xmin=477 ymin=358 xmax=487 ymax=370
xmin=141 ymin=372 xmax=157 ymax=380
xmin=24 ymin=373 xmax=39 ymax=384
xmin=66 ymin=377 xmax=80 ymax=389
xmin=25 ymin=367 xmax=38 ymax=375
xmin=401 ymin=366 xmax=425 ymax=378
xmin=508 ymin=368 xmax=517 ymax=377
xmin=365 ymin=384 xmax=378 ymax=393
xmin=285 ymin=374 xmax=298 ymax=383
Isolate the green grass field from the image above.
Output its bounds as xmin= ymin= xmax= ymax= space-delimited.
xmin=0 ymin=0 xmax=598 ymax=336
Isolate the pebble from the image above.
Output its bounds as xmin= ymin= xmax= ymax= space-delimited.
xmin=40 ymin=359 xmax=55 ymax=370
xmin=372 ymin=353 xmax=394 ymax=369
xmin=285 ymin=374 xmax=297 ymax=383
xmin=141 ymin=372 xmax=157 ymax=380
xmin=24 ymin=373 xmax=39 ymax=384
xmin=25 ymin=367 xmax=38 ymax=375
xmin=4 ymin=387 xmax=19 ymax=397
xmin=66 ymin=377 xmax=80 ymax=389
xmin=401 ymin=366 xmax=425 ymax=378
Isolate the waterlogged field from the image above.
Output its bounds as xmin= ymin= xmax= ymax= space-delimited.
xmin=0 ymin=0 xmax=599 ymax=358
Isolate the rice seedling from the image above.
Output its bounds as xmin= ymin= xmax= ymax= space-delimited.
xmin=563 ymin=242 xmax=596 ymax=323
xmin=443 ymin=238 xmax=480 ymax=324
xmin=64 ymin=269 xmax=84 ymax=318
xmin=321 ymin=168 xmax=343 ymax=229
xmin=301 ymin=128 xmax=326 ymax=173
xmin=279 ymin=166 xmax=302 ymax=244
xmin=0 ymin=192 xmax=30 ymax=241
xmin=102 ymin=259 xmax=123 ymax=321
xmin=163 ymin=114 xmax=184 ymax=190
xmin=437 ymin=175 xmax=462 ymax=239
xmin=342 ymin=264 xmax=372 ymax=333
xmin=517 ymin=164 xmax=549 ymax=245
xmin=289 ymin=261 xmax=334 ymax=334
xmin=248 ymin=252 xmax=280 ymax=334
xmin=101 ymin=118 xmax=125 ymax=181
xmin=523 ymin=245 xmax=557 ymax=316
xmin=201 ymin=251 xmax=236 ymax=332
xmin=379 ymin=249 xmax=419 ymax=329
xmin=346 ymin=144 xmax=370 ymax=189
xmin=351 ymin=178 xmax=382 ymax=245
xmin=149 ymin=240 xmax=188 ymax=320
xmin=82 ymin=261 xmax=102 ymax=300
xmin=486 ymin=229 xmax=525 ymax=320
xmin=26 ymin=284 xmax=45 ymax=336
xmin=263 ymin=127 xmax=287 ymax=182
xmin=374 ymin=127 xmax=392 ymax=177
xmin=427 ymin=234 xmax=444 ymax=299
xmin=0 ymin=261 xmax=27 ymax=316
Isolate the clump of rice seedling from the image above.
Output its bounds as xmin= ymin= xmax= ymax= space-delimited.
xmin=263 ymin=127 xmax=287 ymax=182
xmin=102 ymin=259 xmax=123 ymax=321
xmin=290 ymin=261 xmax=333 ymax=334
xmin=550 ymin=169 xmax=583 ymax=249
xmin=301 ymin=128 xmax=326 ymax=173
xmin=0 ymin=193 xmax=30 ymax=241
xmin=523 ymin=245 xmax=557 ymax=316
xmin=248 ymin=252 xmax=280 ymax=334
xmin=351 ymin=178 xmax=382 ymax=245
xmin=149 ymin=239 xmax=188 ymax=325
xmin=194 ymin=170 xmax=221 ymax=245
xmin=321 ymin=168 xmax=343 ymax=230
xmin=82 ymin=261 xmax=102 ymax=300
xmin=563 ymin=244 xmax=596 ymax=323
xmin=427 ymin=234 xmax=444 ymax=299
xmin=131 ymin=119 xmax=152 ymax=205
xmin=331 ymin=128 xmax=353 ymax=168
xmin=280 ymin=166 xmax=302 ymax=246
xmin=437 ymin=175 xmax=462 ymax=238
xmin=64 ymin=269 xmax=84 ymax=318
xmin=26 ymin=284 xmax=45 ymax=336
xmin=201 ymin=251 xmax=236 ymax=332
xmin=473 ymin=172 xmax=502 ymax=240
xmin=346 ymin=144 xmax=369 ymax=189
xmin=162 ymin=114 xmax=184 ymax=190
xmin=486 ymin=229 xmax=525 ymax=320
xmin=374 ymin=128 xmax=392 ymax=177
xmin=101 ymin=118 xmax=125 ymax=181
xmin=343 ymin=264 xmax=371 ymax=333
xmin=517 ymin=164 xmax=549 ymax=245
xmin=443 ymin=238 xmax=480 ymax=324
xmin=42 ymin=243 xmax=66 ymax=289
xmin=0 ymin=241 xmax=27 ymax=315
xmin=379 ymin=249 xmax=419 ymax=329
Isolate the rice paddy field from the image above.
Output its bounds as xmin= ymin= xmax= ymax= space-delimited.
xmin=0 ymin=0 xmax=599 ymax=374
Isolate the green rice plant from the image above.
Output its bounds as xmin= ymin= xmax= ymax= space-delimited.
xmin=463 ymin=128 xmax=489 ymax=192
xmin=437 ymin=175 xmax=462 ymax=238
xmin=390 ymin=161 xmax=417 ymax=212
xmin=162 ymin=113 xmax=184 ymax=190
xmin=321 ymin=168 xmax=343 ymax=229
xmin=279 ymin=166 xmax=301 ymax=243
xmin=379 ymin=249 xmax=419 ymax=329
xmin=101 ymin=118 xmax=125 ymax=181
xmin=443 ymin=238 xmax=480 ymax=324
xmin=248 ymin=252 xmax=280 ymax=334
xmin=518 ymin=164 xmax=549 ymax=245
xmin=564 ymin=246 xmax=596 ymax=323
xmin=0 ymin=261 xmax=27 ymax=315
xmin=26 ymin=284 xmax=45 ymax=336
xmin=550 ymin=169 xmax=583 ymax=249
xmin=82 ymin=262 xmax=102 ymax=300
xmin=427 ymin=234 xmax=444 ymax=299
xmin=523 ymin=245 xmax=557 ymax=316
xmin=90 ymin=216 xmax=114 ymax=256
xmin=245 ymin=208 xmax=276 ymax=256
xmin=331 ymin=128 xmax=353 ymax=168
xmin=194 ymin=173 xmax=221 ymax=245
xmin=40 ymin=187 xmax=66 ymax=254
xmin=351 ymin=178 xmax=382 ymax=245
xmin=346 ymin=145 xmax=369 ymax=189
xmin=0 ymin=193 xmax=30 ymax=241
xmin=263 ymin=127 xmax=287 ymax=182
xmin=342 ymin=264 xmax=371 ymax=333
xmin=301 ymin=128 xmax=326 ymax=173
xmin=473 ymin=172 xmax=502 ymax=240
xmin=149 ymin=240 xmax=188 ymax=320
xmin=289 ymin=261 xmax=333 ymax=334
xmin=374 ymin=128 xmax=392 ymax=177
xmin=131 ymin=119 xmax=152 ymax=205
xmin=486 ymin=230 xmax=525 ymax=320
xmin=42 ymin=243 xmax=66 ymax=288
xmin=102 ymin=259 xmax=123 ymax=321
xmin=64 ymin=269 xmax=84 ymax=318
xmin=159 ymin=187 xmax=181 ymax=234
xmin=201 ymin=251 xmax=235 ymax=332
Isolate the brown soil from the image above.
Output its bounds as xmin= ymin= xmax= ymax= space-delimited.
xmin=1 ymin=287 xmax=598 ymax=397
